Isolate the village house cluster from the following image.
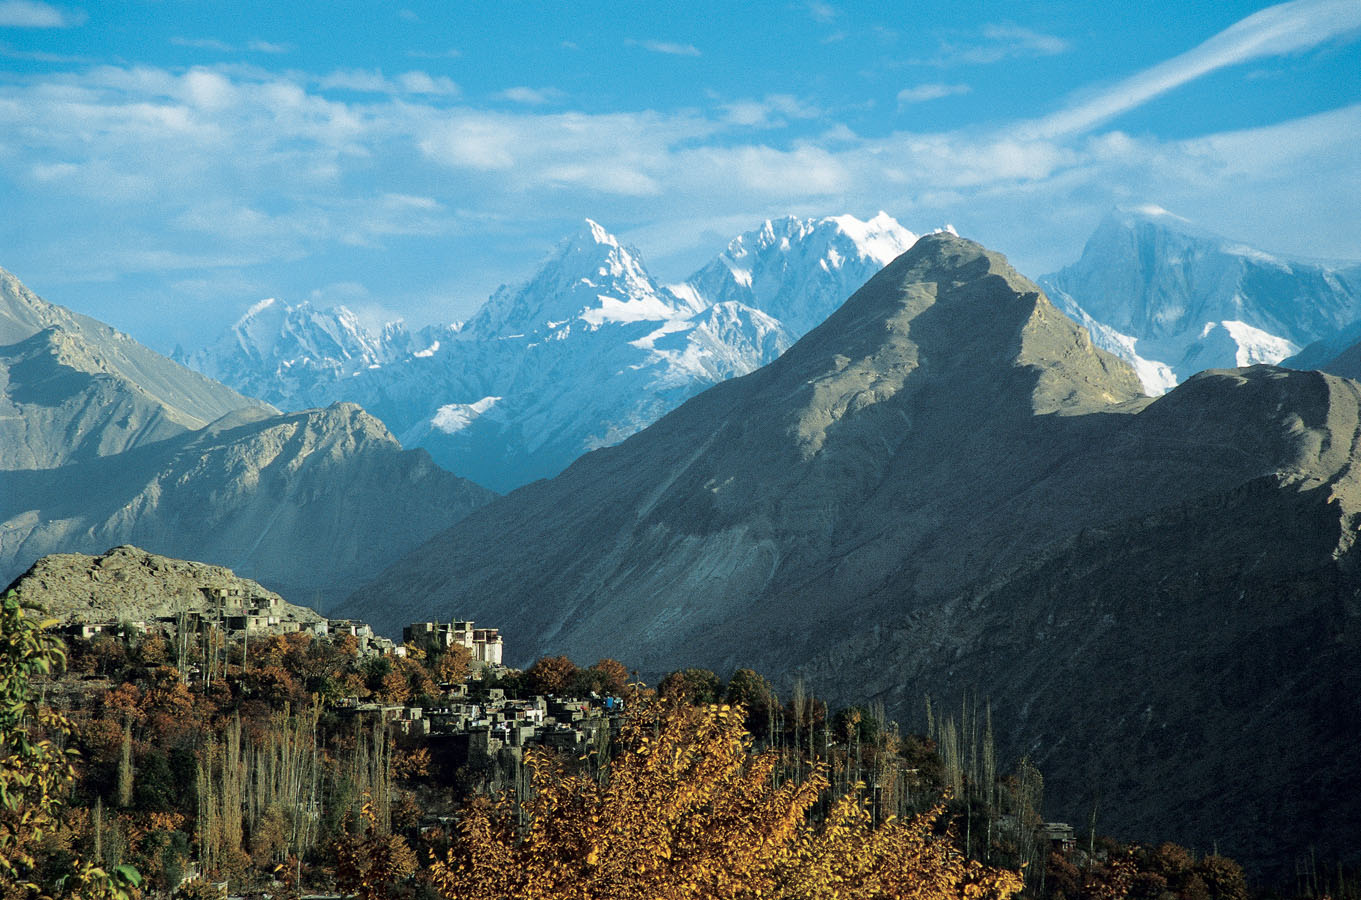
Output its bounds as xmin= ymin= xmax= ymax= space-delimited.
xmin=63 ymin=584 xmax=408 ymax=656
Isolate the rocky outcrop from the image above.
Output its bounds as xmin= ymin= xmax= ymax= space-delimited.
xmin=5 ymin=545 xmax=323 ymax=625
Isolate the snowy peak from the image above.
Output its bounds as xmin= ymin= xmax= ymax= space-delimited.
xmin=464 ymin=219 xmax=690 ymax=339
xmin=1040 ymin=207 xmax=1361 ymax=390
xmin=681 ymin=212 xmax=918 ymax=336
xmin=180 ymin=297 xmax=415 ymax=406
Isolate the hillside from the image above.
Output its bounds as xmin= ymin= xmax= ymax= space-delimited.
xmin=0 ymin=267 xmax=270 ymax=469
xmin=1 ymin=402 xmax=495 ymax=609
xmin=343 ymin=232 xmax=1361 ymax=872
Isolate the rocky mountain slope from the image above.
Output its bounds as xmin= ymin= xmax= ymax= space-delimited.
xmin=345 ymin=232 xmax=1361 ymax=873
xmin=0 ymin=267 xmax=271 ymax=469
xmin=4 ymin=544 xmax=322 ymax=626
xmin=1040 ymin=206 xmax=1361 ymax=391
xmin=182 ymin=214 xmax=918 ymax=491
xmin=1 ymin=402 xmax=494 ymax=609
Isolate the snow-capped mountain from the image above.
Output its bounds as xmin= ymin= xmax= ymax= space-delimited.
xmin=464 ymin=219 xmax=703 ymax=340
xmin=678 ymin=212 xmax=918 ymax=336
xmin=182 ymin=213 xmax=920 ymax=491
xmin=1040 ymin=206 xmax=1361 ymax=392
xmin=176 ymin=297 xmax=424 ymax=408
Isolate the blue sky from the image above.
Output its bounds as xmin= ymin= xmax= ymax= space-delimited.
xmin=2 ymin=0 xmax=1360 ymax=351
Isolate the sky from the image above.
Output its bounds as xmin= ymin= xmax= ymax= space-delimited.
xmin=2 ymin=0 xmax=1360 ymax=352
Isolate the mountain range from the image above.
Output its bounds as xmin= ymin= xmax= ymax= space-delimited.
xmin=179 ymin=213 xmax=921 ymax=491
xmin=1040 ymin=206 xmax=1361 ymax=392
xmin=0 ymin=268 xmax=493 ymax=607
xmin=342 ymin=232 xmax=1361 ymax=874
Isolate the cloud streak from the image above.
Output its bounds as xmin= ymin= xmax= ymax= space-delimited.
xmin=0 ymin=0 xmax=82 ymax=27
xmin=1027 ymin=0 xmax=1361 ymax=138
xmin=629 ymin=39 xmax=701 ymax=57
xmin=897 ymin=83 xmax=970 ymax=107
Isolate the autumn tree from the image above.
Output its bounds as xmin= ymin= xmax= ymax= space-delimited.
xmin=573 ymin=658 xmax=629 ymax=696
xmin=525 ymin=655 xmax=578 ymax=695
xmin=0 ymin=590 xmax=141 ymax=899
xmin=433 ymin=645 xmax=472 ymax=685
xmin=428 ymin=697 xmax=1024 ymax=900
xmin=657 ymin=667 xmax=723 ymax=704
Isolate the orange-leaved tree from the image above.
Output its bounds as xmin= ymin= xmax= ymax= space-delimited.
xmin=428 ymin=695 xmax=1024 ymax=900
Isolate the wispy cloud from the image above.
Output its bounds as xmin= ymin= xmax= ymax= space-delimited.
xmin=0 ymin=40 xmax=90 ymax=61
xmin=407 ymin=47 xmax=461 ymax=60
xmin=318 ymin=68 xmax=458 ymax=96
xmin=0 ymin=0 xmax=83 ymax=27
xmin=917 ymin=22 xmax=1069 ymax=66
xmin=628 ymin=39 xmax=701 ymax=57
xmin=805 ymin=1 xmax=837 ymax=24
xmin=897 ymin=83 xmax=970 ymax=107
xmin=172 ymin=36 xmax=292 ymax=54
xmin=1027 ymin=0 xmax=1361 ymax=138
xmin=721 ymin=93 xmax=822 ymax=127
xmin=497 ymin=86 xmax=565 ymax=105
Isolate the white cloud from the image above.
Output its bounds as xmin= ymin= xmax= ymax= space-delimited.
xmin=897 ymin=83 xmax=970 ymax=107
xmin=1027 ymin=0 xmax=1361 ymax=138
xmin=497 ymin=86 xmax=564 ymax=105
xmin=628 ymin=39 xmax=701 ymax=57
xmin=172 ymin=36 xmax=291 ymax=54
xmin=805 ymin=1 xmax=837 ymax=23
xmin=920 ymin=22 xmax=1069 ymax=66
xmin=318 ymin=68 xmax=458 ymax=96
xmin=407 ymin=47 xmax=461 ymax=60
xmin=722 ymin=94 xmax=821 ymax=127
xmin=0 ymin=0 xmax=82 ymax=27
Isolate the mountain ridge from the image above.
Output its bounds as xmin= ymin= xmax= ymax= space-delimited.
xmin=179 ymin=213 xmax=919 ymax=491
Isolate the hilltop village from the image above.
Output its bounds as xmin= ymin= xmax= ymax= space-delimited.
xmin=58 ymin=595 xmax=624 ymax=786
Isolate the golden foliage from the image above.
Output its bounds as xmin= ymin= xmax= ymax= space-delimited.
xmin=335 ymin=796 xmax=417 ymax=900
xmin=428 ymin=698 xmax=1023 ymax=900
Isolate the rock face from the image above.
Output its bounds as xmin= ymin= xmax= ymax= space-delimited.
xmin=1 ymin=402 xmax=495 ymax=610
xmin=345 ymin=232 xmax=1361 ymax=875
xmin=4 ymin=545 xmax=323 ymax=625
xmin=182 ymin=214 xmax=917 ymax=491
xmin=1040 ymin=206 xmax=1361 ymax=390
xmin=0 ymin=267 xmax=270 ymax=469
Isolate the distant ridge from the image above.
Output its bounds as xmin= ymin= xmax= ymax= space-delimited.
xmin=1040 ymin=207 xmax=1361 ymax=390
xmin=0 ymin=266 xmax=272 ymax=468
xmin=0 ymin=265 xmax=496 ymax=609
